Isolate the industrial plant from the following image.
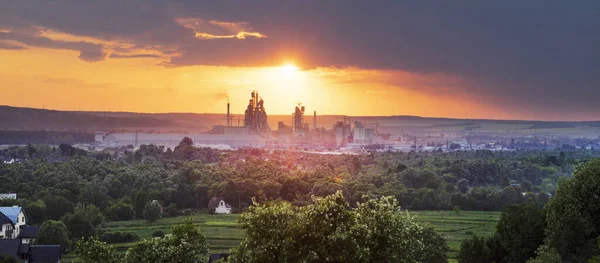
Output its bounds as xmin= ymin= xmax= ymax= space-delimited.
xmin=92 ymin=89 xmax=468 ymax=153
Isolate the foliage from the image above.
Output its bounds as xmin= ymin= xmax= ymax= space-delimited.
xmin=526 ymin=244 xmax=562 ymax=263
xmin=458 ymin=203 xmax=546 ymax=263
xmin=458 ymin=235 xmax=493 ymax=263
xmin=545 ymin=158 xmax=600 ymax=262
xmin=0 ymin=255 xmax=18 ymax=263
xmin=36 ymin=220 xmax=70 ymax=252
xmin=62 ymin=211 xmax=96 ymax=239
xmin=75 ymin=204 xmax=105 ymax=226
xmin=100 ymin=231 xmax=140 ymax=244
xmin=495 ymin=203 xmax=546 ymax=263
xmin=143 ymin=200 xmax=163 ymax=222
xmin=123 ymin=220 xmax=209 ymax=263
xmin=74 ymin=236 xmax=122 ymax=263
xmin=105 ymin=198 xmax=135 ymax=221
xmin=152 ymin=229 xmax=165 ymax=238
xmin=230 ymin=191 xmax=448 ymax=263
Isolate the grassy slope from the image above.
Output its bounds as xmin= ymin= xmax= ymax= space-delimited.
xmin=63 ymin=210 xmax=500 ymax=262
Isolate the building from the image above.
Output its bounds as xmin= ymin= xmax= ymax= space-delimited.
xmin=19 ymin=226 xmax=39 ymax=244
xmin=208 ymin=197 xmax=232 ymax=214
xmin=0 ymin=206 xmax=26 ymax=238
xmin=0 ymin=193 xmax=16 ymax=200
xmin=0 ymin=239 xmax=61 ymax=263
xmin=0 ymin=212 xmax=14 ymax=239
xmin=103 ymin=133 xmax=267 ymax=149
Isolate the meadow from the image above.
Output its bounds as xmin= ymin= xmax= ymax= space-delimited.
xmin=63 ymin=210 xmax=500 ymax=262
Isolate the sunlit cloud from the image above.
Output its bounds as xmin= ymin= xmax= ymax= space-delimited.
xmin=177 ymin=17 xmax=267 ymax=40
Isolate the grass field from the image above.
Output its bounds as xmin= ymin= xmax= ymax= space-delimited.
xmin=63 ymin=210 xmax=500 ymax=262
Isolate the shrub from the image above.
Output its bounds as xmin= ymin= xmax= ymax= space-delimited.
xmin=465 ymin=231 xmax=474 ymax=235
xmin=152 ymin=230 xmax=165 ymax=238
xmin=100 ymin=231 xmax=140 ymax=244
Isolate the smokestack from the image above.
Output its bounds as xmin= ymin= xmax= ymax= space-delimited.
xmin=227 ymin=103 xmax=230 ymax=127
xmin=313 ymin=111 xmax=317 ymax=130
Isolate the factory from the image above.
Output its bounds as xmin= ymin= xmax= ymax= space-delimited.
xmin=94 ymin=90 xmax=389 ymax=151
xmin=97 ymin=91 xmax=271 ymax=149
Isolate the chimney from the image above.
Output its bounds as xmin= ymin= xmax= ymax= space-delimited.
xmin=313 ymin=111 xmax=317 ymax=130
xmin=227 ymin=103 xmax=230 ymax=127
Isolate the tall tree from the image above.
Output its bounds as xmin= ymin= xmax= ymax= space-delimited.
xmin=36 ymin=220 xmax=70 ymax=252
xmin=545 ymin=159 xmax=600 ymax=262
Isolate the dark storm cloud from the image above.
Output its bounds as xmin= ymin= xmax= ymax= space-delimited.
xmin=0 ymin=0 xmax=598 ymax=118
xmin=0 ymin=31 xmax=105 ymax=61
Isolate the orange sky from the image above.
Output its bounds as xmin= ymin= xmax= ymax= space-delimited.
xmin=0 ymin=46 xmax=517 ymax=119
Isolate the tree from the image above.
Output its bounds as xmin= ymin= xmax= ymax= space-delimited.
xmin=458 ymin=236 xmax=493 ymax=263
xmin=75 ymin=236 xmax=122 ymax=263
xmin=526 ymin=244 xmax=562 ymax=263
xmin=23 ymin=199 xmax=46 ymax=225
xmin=61 ymin=211 xmax=96 ymax=239
xmin=545 ymin=159 xmax=600 ymax=262
xmin=105 ymin=198 xmax=135 ymax=221
xmin=495 ymin=203 xmax=546 ymax=263
xmin=75 ymin=204 xmax=105 ymax=226
xmin=133 ymin=190 xmax=149 ymax=218
xmin=123 ymin=220 xmax=209 ymax=263
xmin=36 ymin=220 xmax=70 ymax=252
xmin=143 ymin=200 xmax=163 ymax=222
xmin=231 ymin=191 xmax=448 ymax=263
xmin=179 ymin=137 xmax=194 ymax=147
xmin=0 ymin=255 xmax=18 ymax=263
xmin=152 ymin=230 xmax=165 ymax=238
xmin=44 ymin=195 xmax=74 ymax=220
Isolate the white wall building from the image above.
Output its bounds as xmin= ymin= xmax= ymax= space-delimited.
xmin=0 ymin=206 xmax=26 ymax=238
xmin=208 ymin=197 xmax=232 ymax=214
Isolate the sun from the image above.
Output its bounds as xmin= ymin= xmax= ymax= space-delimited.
xmin=281 ymin=64 xmax=299 ymax=75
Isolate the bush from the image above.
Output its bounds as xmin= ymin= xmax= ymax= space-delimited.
xmin=100 ymin=231 xmax=140 ymax=244
xmin=465 ymin=231 xmax=474 ymax=235
xmin=152 ymin=230 xmax=165 ymax=238
xmin=164 ymin=203 xmax=179 ymax=218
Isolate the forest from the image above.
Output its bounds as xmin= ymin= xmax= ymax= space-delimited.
xmin=0 ymin=138 xmax=600 ymax=262
xmin=1 ymin=139 xmax=600 ymax=226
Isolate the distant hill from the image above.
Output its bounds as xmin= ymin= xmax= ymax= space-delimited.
xmin=1 ymin=106 xmax=599 ymax=138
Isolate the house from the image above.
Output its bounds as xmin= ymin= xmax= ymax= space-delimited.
xmin=0 ymin=212 xmax=14 ymax=239
xmin=29 ymin=245 xmax=62 ymax=263
xmin=0 ymin=206 xmax=26 ymax=238
xmin=19 ymin=226 xmax=39 ymax=244
xmin=0 ymin=240 xmax=61 ymax=263
xmin=208 ymin=197 xmax=232 ymax=214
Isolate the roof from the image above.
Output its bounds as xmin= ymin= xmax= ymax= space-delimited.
xmin=0 ymin=239 xmax=20 ymax=258
xmin=208 ymin=197 xmax=223 ymax=208
xmin=19 ymin=226 xmax=39 ymax=238
xmin=18 ymin=244 xmax=30 ymax=254
xmin=0 ymin=212 xmax=13 ymax=225
xmin=29 ymin=245 xmax=61 ymax=262
xmin=0 ymin=206 xmax=22 ymax=224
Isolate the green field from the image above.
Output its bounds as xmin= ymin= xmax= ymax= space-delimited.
xmin=63 ymin=210 xmax=500 ymax=262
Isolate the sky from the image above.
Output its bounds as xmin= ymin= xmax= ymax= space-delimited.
xmin=0 ymin=1 xmax=598 ymax=120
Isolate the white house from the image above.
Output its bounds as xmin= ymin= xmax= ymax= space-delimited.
xmin=0 ymin=206 xmax=26 ymax=238
xmin=0 ymin=212 xmax=14 ymax=239
xmin=208 ymin=197 xmax=232 ymax=214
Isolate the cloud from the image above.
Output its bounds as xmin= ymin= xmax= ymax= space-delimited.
xmin=0 ymin=31 xmax=105 ymax=62
xmin=0 ymin=1 xmax=598 ymax=119
xmin=109 ymin=53 xmax=161 ymax=59
xmin=0 ymin=41 xmax=27 ymax=50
